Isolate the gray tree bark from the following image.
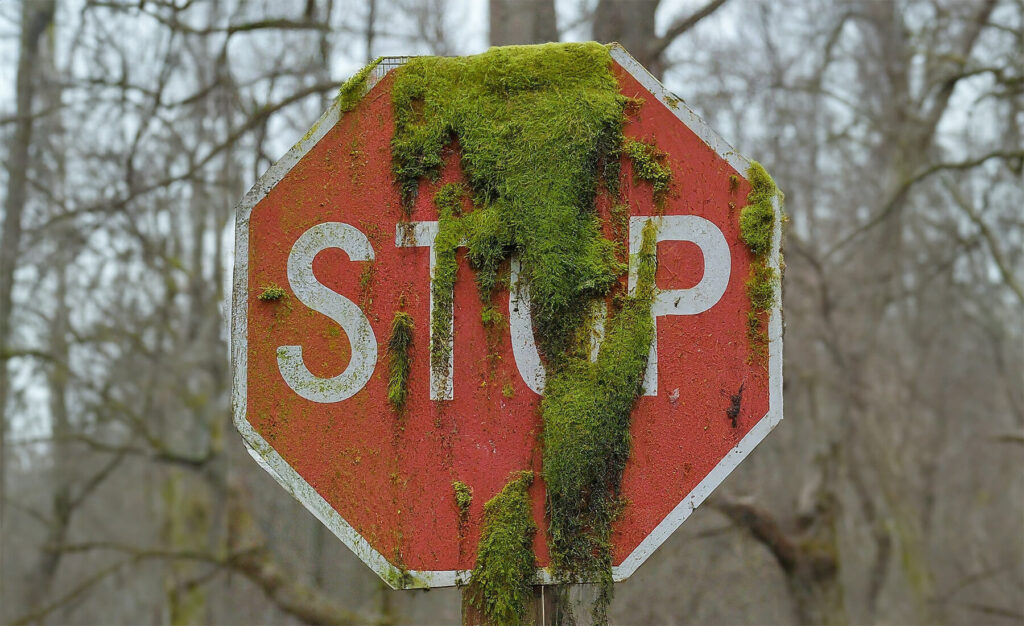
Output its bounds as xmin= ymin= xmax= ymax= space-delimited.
xmin=489 ymin=0 xmax=558 ymax=46
xmin=0 ymin=3 xmax=56 ymax=619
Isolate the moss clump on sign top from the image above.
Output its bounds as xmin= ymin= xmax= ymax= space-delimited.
xmin=336 ymin=57 xmax=382 ymax=113
xmin=392 ymin=42 xmax=626 ymax=364
xmin=390 ymin=42 xmax=666 ymax=622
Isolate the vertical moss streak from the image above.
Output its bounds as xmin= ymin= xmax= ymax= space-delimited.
xmin=739 ymin=161 xmax=780 ymax=359
xmin=541 ymin=219 xmax=657 ymax=622
xmin=387 ymin=312 xmax=414 ymax=412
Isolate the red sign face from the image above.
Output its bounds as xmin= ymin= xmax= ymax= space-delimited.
xmin=231 ymin=47 xmax=782 ymax=588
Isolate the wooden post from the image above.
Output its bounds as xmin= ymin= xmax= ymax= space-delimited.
xmin=462 ymin=585 xmax=558 ymax=625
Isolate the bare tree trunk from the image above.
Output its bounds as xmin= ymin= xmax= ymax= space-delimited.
xmin=365 ymin=0 xmax=378 ymax=62
xmin=593 ymin=0 xmax=728 ymax=78
xmin=27 ymin=261 xmax=72 ymax=612
xmin=0 ymin=3 xmax=56 ymax=618
xmin=489 ymin=0 xmax=558 ymax=46
xmin=593 ymin=0 xmax=659 ymax=67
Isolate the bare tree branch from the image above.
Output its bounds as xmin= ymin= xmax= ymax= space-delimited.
xmin=647 ymin=0 xmax=729 ymax=61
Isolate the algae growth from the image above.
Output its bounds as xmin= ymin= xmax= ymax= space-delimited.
xmin=387 ymin=42 xmax=669 ymax=623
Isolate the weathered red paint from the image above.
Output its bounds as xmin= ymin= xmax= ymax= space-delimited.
xmin=244 ymin=62 xmax=768 ymax=573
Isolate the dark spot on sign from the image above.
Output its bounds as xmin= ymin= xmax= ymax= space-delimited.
xmin=726 ymin=382 xmax=745 ymax=428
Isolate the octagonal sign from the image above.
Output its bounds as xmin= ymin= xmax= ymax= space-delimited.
xmin=231 ymin=45 xmax=782 ymax=588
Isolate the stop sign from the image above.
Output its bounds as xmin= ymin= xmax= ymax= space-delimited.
xmin=231 ymin=44 xmax=782 ymax=589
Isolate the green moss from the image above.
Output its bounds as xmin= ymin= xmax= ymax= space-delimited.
xmin=434 ymin=181 xmax=468 ymax=217
xmin=610 ymin=202 xmax=629 ymax=240
xmin=623 ymin=139 xmax=672 ymax=205
xmin=501 ymin=381 xmax=515 ymax=399
xmin=738 ymin=161 xmax=777 ymax=257
xmin=392 ymin=43 xmax=627 ymax=365
xmin=390 ymin=43 xmax=662 ymax=623
xmin=541 ymin=219 xmax=657 ymax=622
xmin=387 ymin=312 xmax=414 ymax=412
xmin=480 ymin=304 xmax=504 ymax=328
xmin=336 ymin=57 xmax=382 ymax=113
xmin=453 ymin=480 xmax=473 ymax=516
xmin=738 ymin=161 xmax=781 ymax=358
xmin=746 ymin=262 xmax=777 ymax=311
xmin=467 ymin=471 xmax=537 ymax=626
xmin=257 ymin=284 xmax=287 ymax=301
xmin=429 ymin=192 xmax=461 ymax=381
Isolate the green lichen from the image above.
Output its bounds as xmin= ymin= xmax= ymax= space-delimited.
xmin=387 ymin=312 xmax=414 ymax=412
xmin=453 ymin=480 xmax=473 ymax=516
xmin=623 ymin=139 xmax=672 ymax=205
xmin=467 ymin=471 xmax=537 ymax=626
xmin=738 ymin=161 xmax=780 ymax=358
xmin=336 ymin=57 xmax=382 ymax=113
xmin=257 ymin=284 xmax=287 ymax=301
xmin=382 ymin=564 xmax=415 ymax=589
xmin=390 ymin=43 xmax=665 ymax=623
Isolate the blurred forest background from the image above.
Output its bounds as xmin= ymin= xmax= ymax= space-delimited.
xmin=0 ymin=0 xmax=1021 ymax=624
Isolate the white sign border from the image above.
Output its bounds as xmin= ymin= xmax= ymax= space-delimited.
xmin=230 ymin=45 xmax=783 ymax=589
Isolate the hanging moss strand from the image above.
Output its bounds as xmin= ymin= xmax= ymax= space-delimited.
xmin=738 ymin=161 xmax=780 ymax=358
xmin=387 ymin=311 xmax=414 ymax=412
xmin=541 ymin=219 xmax=658 ymax=622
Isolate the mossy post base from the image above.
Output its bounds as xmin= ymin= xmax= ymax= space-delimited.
xmin=462 ymin=586 xmax=557 ymax=626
